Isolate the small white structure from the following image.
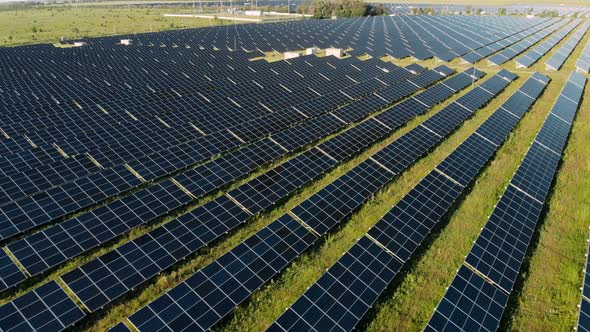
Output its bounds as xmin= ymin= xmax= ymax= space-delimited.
xmin=526 ymin=14 xmax=535 ymax=18
xmin=120 ymin=39 xmax=132 ymax=45
xmin=244 ymin=10 xmax=262 ymax=16
xmin=73 ymin=42 xmax=87 ymax=47
xmin=306 ymin=47 xmax=318 ymax=55
xmin=326 ymin=48 xmax=344 ymax=58
xmin=284 ymin=51 xmax=300 ymax=60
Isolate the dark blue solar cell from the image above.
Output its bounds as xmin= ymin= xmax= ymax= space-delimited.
xmin=426 ymin=266 xmax=508 ymax=332
xmin=0 ymin=281 xmax=85 ymax=332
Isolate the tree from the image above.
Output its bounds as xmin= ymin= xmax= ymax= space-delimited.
xmin=498 ymin=8 xmax=506 ymax=16
xmin=303 ymin=0 xmax=384 ymax=18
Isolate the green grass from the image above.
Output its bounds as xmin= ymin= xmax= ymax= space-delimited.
xmin=505 ymin=21 xmax=590 ymax=331
xmin=364 ymin=71 xmax=557 ymax=332
xmin=0 ymin=6 xmax=238 ymax=46
xmin=211 ymin=70 xmax=513 ymax=331
xmin=507 ymin=83 xmax=590 ymax=331
xmin=357 ymin=23 xmax=590 ymax=332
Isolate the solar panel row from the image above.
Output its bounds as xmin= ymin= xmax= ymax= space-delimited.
xmin=0 ymin=56 xmax=412 ymax=243
xmin=461 ymin=18 xmax=560 ymax=63
xmin=545 ymin=21 xmax=590 ymax=70
xmin=515 ymin=19 xmax=581 ymax=68
xmin=56 ymin=67 xmax=469 ymax=313
xmin=0 ymin=17 xmax=547 ymax=76
xmin=2 ymin=66 xmax=443 ymax=294
xmin=488 ymin=18 xmax=567 ymax=66
xmin=578 ymin=238 xmax=590 ymax=332
xmin=271 ymin=71 xmax=550 ymax=332
xmin=576 ymin=36 xmax=590 ymax=73
xmin=428 ymin=71 xmax=586 ymax=332
xmin=0 ymin=281 xmax=85 ymax=332
xmin=123 ymin=69 xmax=502 ymax=332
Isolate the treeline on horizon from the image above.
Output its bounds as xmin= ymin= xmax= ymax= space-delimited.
xmin=297 ymin=0 xmax=387 ymax=18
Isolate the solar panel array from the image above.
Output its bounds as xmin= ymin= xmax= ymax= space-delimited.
xmin=0 ymin=56 xmax=420 ymax=254
xmin=461 ymin=18 xmax=560 ymax=64
xmin=3 ymin=66 xmax=490 ymax=311
xmin=3 ymin=63 xmax=442 ymax=289
xmin=545 ymin=21 xmax=590 ymax=70
xmin=578 ymin=236 xmax=590 ymax=332
xmin=515 ymin=19 xmax=581 ymax=68
xmin=427 ymin=72 xmax=586 ymax=332
xmin=576 ymin=37 xmax=590 ymax=73
xmin=0 ymin=281 xmax=85 ymax=332
xmin=0 ymin=11 xmax=588 ymax=332
xmin=124 ymin=69 xmax=511 ymax=332
xmin=488 ymin=18 xmax=567 ymax=66
xmin=3 ymin=15 xmax=548 ymax=62
xmin=0 ymin=54 xmax=409 ymax=244
xmin=269 ymin=72 xmax=551 ymax=332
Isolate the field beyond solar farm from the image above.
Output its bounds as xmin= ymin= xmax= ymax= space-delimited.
xmin=0 ymin=2 xmax=590 ymax=332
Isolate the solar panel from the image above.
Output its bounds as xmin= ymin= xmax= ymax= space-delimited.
xmin=372 ymin=125 xmax=441 ymax=175
xmin=515 ymin=20 xmax=582 ymax=68
xmin=422 ymin=103 xmax=473 ymax=136
xmin=545 ymin=22 xmax=590 ymax=70
xmin=576 ymin=38 xmax=590 ymax=73
xmin=367 ymin=172 xmax=463 ymax=261
xmin=0 ymin=249 xmax=25 ymax=292
xmin=291 ymin=159 xmax=391 ymax=236
xmin=9 ymin=179 xmax=193 ymax=276
xmin=273 ymin=71 xmax=537 ymax=332
xmin=332 ymin=95 xmax=389 ymax=123
xmin=510 ymin=142 xmax=561 ymax=203
xmin=414 ymin=84 xmax=454 ymax=107
xmin=428 ymin=71 xmax=585 ymax=330
xmin=173 ymin=138 xmax=286 ymax=198
xmin=228 ymin=148 xmax=335 ymax=214
xmin=488 ymin=18 xmax=564 ymax=66
xmin=61 ymin=195 xmax=250 ymax=311
xmin=551 ymin=95 xmax=580 ymax=125
xmin=436 ymin=135 xmax=497 ymax=186
xmin=465 ymin=185 xmax=544 ymax=293
xmin=408 ymin=69 xmax=445 ymax=88
xmin=0 ymin=164 xmax=143 ymax=241
xmin=0 ymin=281 xmax=85 ymax=332
xmin=584 ymin=239 xmax=590 ymax=301
xmin=480 ymin=107 xmax=523 ymax=143
xmin=535 ymin=114 xmax=572 ymax=154
xmin=109 ymin=322 xmax=132 ymax=332
xmin=425 ymin=266 xmax=508 ymax=332
xmin=580 ymin=300 xmax=590 ymax=332
xmin=269 ymin=236 xmax=402 ymax=331
xmin=128 ymin=214 xmax=316 ymax=331
xmin=317 ymin=120 xmax=390 ymax=162
xmin=374 ymin=97 xmax=429 ymax=129
xmin=271 ymin=113 xmax=346 ymax=152
xmin=7 ymin=66 xmax=483 ymax=309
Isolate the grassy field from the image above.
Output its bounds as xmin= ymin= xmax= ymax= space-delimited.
xmin=213 ymin=69 xmax=512 ymax=332
xmin=0 ymin=5 xmax=238 ymax=46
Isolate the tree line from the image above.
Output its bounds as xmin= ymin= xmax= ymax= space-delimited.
xmin=297 ymin=0 xmax=387 ymax=19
